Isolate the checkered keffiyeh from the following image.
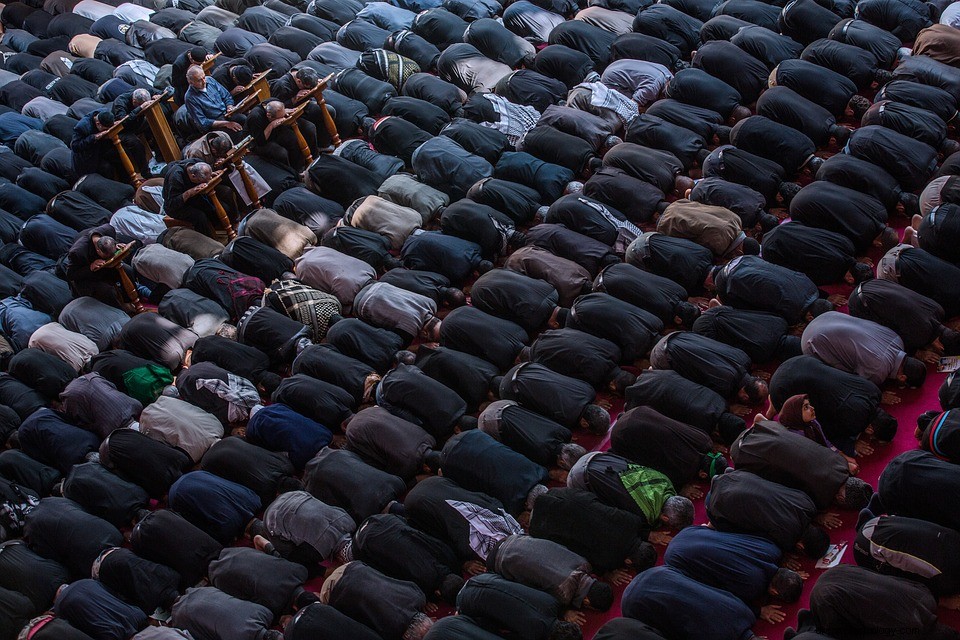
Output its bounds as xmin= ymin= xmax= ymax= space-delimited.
xmin=264 ymin=279 xmax=342 ymax=341
xmin=446 ymin=499 xmax=524 ymax=560
xmin=196 ymin=373 xmax=261 ymax=423
xmin=480 ymin=93 xmax=541 ymax=147
xmin=578 ymin=81 xmax=639 ymax=127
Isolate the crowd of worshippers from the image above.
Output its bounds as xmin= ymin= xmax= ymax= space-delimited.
xmin=0 ymin=0 xmax=959 ymax=636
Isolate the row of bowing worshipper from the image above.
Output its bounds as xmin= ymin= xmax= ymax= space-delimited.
xmin=1 ymin=0 xmax=960 ymax=637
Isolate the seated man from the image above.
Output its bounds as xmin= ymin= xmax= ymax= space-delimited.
xmin=162 ymin=159 xmax=218 ymax=236
xmin=567 ymin=451 xmax=695 ymax=545
xmin=70 ymin=108 xmax=144 ymax=180
xmin=270 ymin=65 xmax=337 ymax=148
xmin=64 ymin=224 xmax=140 ymax=310
xmin=247 ymin=98 xmax=317 ymax=173
xmin=664 ymin=526 xmax=804 ymax=624
xmin=802 ymin=311 xmax=927 ymax=388
xmin=184 ymin=65 xmax=245 ymax=139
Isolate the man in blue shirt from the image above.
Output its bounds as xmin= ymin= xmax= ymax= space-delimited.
xmin=184 ymin=66 xmax=245 ymax=140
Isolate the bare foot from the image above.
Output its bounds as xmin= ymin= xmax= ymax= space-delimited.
xmin=708 ymin=297 xmax=722 ymax=308
xmin=754 ymin=370 xmax=771 ymax=381
xmin=796 ymin=570 xmax=810 ymax=580
xmin=463 ymin=560 xmax=486 ymax=576
xmin=903 ymin=226 xmax=919 ymax=247
xmin=753 ymin=413 xmax=765 ymax=425
xmin=827 ymin=294 xmax=848 ymax=307
xmin=912 ymin=214 xmax=922 ymax=230
xmin=782 ymin=555 xmax=802 ymax=571
xmin=855 ymin=439 xmax=875 ymax=457
xmin=424 ymin=602 xmax=439 ymax=614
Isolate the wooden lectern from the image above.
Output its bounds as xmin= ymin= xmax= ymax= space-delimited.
xmin=201 ymin=52 xmax=221 ymax=74
xmin=100 ymin=243 xmax=144 ymax=314
xmin=101 ymin=116 xmax=143 ymax=186
xmin=198 ymin=169 xmax=238 ymax=240
xmin=296 ymin=72 xmax=341 ymax=149
xmin=283 ymin=101 xmax=315 ymax=166
xmin=217 ymin=136 xmax=261 ymax=208
xmin=142 ymin=98 xmax=182 ymax=163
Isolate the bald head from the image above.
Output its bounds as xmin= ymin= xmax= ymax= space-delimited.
xmin=264 ymin=100 xmax=285 ymax=120
xmin=187 ymin=162 xmax=212 ymax=183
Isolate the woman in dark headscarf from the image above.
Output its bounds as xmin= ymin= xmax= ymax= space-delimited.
xmin=778 ymin=393 xmax=859 ymax=474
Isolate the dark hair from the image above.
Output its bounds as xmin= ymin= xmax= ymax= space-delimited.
xmin=190 ymin=47 xmax=207 ymax=63
xmin=743 ymin=377 xmax=768 ymax=404
xmin=917 ymin=409 xmax=940 ymax=435
xmin=232 ymin=64 xmax=253 ymax=86
xmin=807 ymin=298 xmax=834 ymax=319
xmin=549 ymin=621 xmax=582 ymax=640
xmin=675 ymin=301 xmax=701 ymax=328
xmin=799 ymin=524 xmax=831 ymax=558
xmin=715 ymin=124 xmax=731 ymax=144
xmin=847 ymin=94 xmax=872 ymax=119
xmin=871 ymin=407 xmax=898 ymax=442
xmin=759 ymin=212 xmax=779 ymax=232
xmin=771 ymin=568 xmax=803 ymax=603
xmin=581 ymin=403 xmax=610 ymax=435
xmin=851 ymin=262 xmax=874 ymax=284
xmin=902 ymin=356 xmax=927 ymax=388
xmin=439 ymin=574 xmax=464 ymax=604
xmin=839 ymin=477 xmax=873 ymax=510
xmin=879 ymin=226 xmax=900 ymax=252
xmin=96 ymin=110 xmax=116 ymax=128
xmin=586 ymin=581 xmax=614 ymax=611
xmin=611 ymin=368 xmax=637 ymax=394
xmin=899 ymin=191 xmax=920 ymax=217
xmin=662 ymin=495 xmax=694 ymax=530
xmin=626 ymin=539 xmax=657 ymax=571
xmin=829 ymin=124 xmax=851 ymax=146
xmin=298 ymin=67 xmax=319 ymax=89
xmin=477 ymin=259 xmax=494 ymax=274
xmin=741 ymin=237 xmax=761 ymax=255
xmin=778 ymin=181 xmax=802 ymax=206
xmin=874 ymin=68 xmax=894 ymax=85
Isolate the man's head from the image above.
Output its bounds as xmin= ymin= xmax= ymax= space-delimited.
xmin=730 ymin=105 xmax=752 ymax=123
xmin=131 ymin=88 xmax=151 ymax=107
xmin=625 ymin=539 xmax=657 ymax=570
xmin=610 ymin=368 xmax=637 ymax=394
xmin=848 ymin=95 xmax=872 ymax=119
xmin=698 ymin=452 xmax=728 ymax=479
xmin=769 ymin=568 xmax=804 ymax=603
xmin=778 ymin=181 xmax=802 ymax=206
xmin=94 ymin=110 xmax=115 ymax=131
xmin=836 ymin=476 xmax=873 ymax=510
xmin=406 ymin=612 xmax=433 ymax=640
xmin=186 ymin=65 xmax=206 ymax=91
xmin=797 ymin=524 xmax=830 ymax=558
xmin=296 ymin=67 xmax=319 ymax=90
xmin=94 ymin=235 xmax=117 ymax=259
xmin=579 ymin=403 xmax=610 ymax=435
xmin=209 ymin=133 xmax=233 ymax=159
xmin=738 ymin=376 xmax=768 ymax=405
xmin=557 ymin=442 xmax=587 ymax=470
xmin=585 ymin=581 xmax=614 ymax=611
xmin=899 ymin=356 xmax=927 ymax=388
xmin=870 ymin=407 xmax=898 ymax=442
xmin=848 ymin=262 xmax=874 ymax=285
xmin=187 ymin=162 xmax=213 ymax=184
xmin=674 ymin=174 xmax=695 ymax=195
xmin=805 ymin=298 xmax=834 ymax=321
xmin=674 ymin=301 xmax=701 ymax=328
xmin=231 ymin=64 xmax=254 ymax=87
xmin=420 ymin=316 xmax=442 ymax=342
xmin=264 ymin=99 xmax=286 ymax=121
xmin=438 ymin=574 xmax=464 ymax=604
xmin=660 ymin=495 xmax=694 ymax=530
xmin=525 ymin=483 xmax=549 ymax=512
xmin=189 ymin=47 xmax=207 ymax=64
xmin=718 ymin=412 xmax=746 ymax=445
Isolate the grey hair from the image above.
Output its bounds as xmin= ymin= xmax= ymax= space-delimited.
xmin=132 ymin=88 xmax=151 ymax=104
xmin=662 ymin=495 xmax=694 ymax=530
